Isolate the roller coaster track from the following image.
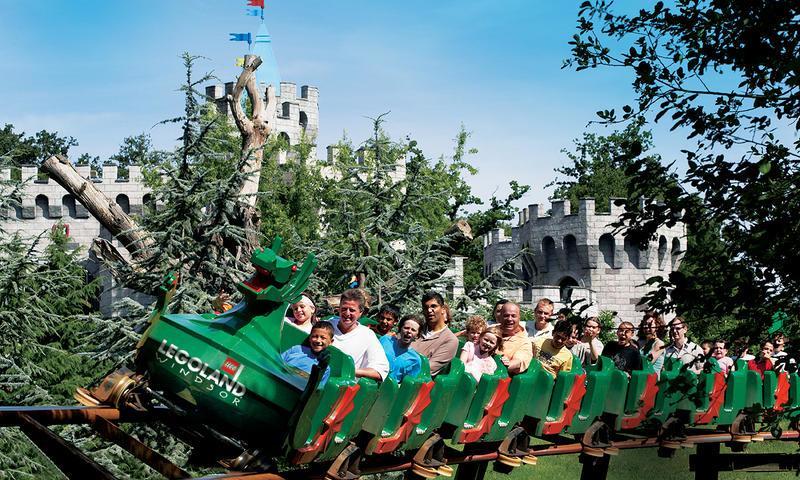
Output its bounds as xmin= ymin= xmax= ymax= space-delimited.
xmin=1 ymin=405 xmax=798 ymax=480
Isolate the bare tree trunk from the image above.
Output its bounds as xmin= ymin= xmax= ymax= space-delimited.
xmin=227 ymin=54 xmax=275 ymax=240
xmin=40 ymin=56 xmax=274 ymax=265
xmin=41 ymin=154 xmax=153 ymax=261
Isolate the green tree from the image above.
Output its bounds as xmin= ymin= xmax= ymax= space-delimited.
xmin=0 ymin=124 xmax=78 ymax=166
xmin=549 ymin=118 xmax=663 ymax=212
xmin=566 ymin=0 xmax=800 ymax=339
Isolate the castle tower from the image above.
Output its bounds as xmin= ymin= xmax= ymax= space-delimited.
xmin=205 ymin=17 xmax=319 ymax=165
xmin=483 ymin=198 xmax=687 ymax=324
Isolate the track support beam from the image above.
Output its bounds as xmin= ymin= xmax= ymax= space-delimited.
xmin=17 ymin=413 xmax=116 ymax=480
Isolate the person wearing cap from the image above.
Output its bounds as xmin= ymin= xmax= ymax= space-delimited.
xmin=330 ymin=289 xmax=390 ymax=381
xmin=285 ymin=294 xmax=318 ymax=333
xmin=411 ymin=291 xmax=459 ymax=376
xmin=571 ymin=309 xmax=603 ymax=367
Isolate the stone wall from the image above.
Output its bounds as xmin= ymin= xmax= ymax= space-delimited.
xmin=483 ymin=198 xmax=686 ymax=324
xmin=0 ymin=165 xmax=153 ymax=315
xmin=205 ymin=81 xmax=319 ymax=164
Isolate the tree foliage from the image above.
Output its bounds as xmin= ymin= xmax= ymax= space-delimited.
xmin=566 ymin=0 xmax=800 ymax=338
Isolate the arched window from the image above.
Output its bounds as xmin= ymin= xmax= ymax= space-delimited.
xmin=142 ymin=193 xmax=154 ymax=214
xmin=624 ymin=237 xmax=640 ymax=268
xmin=671 ymin=238 xmax=682 ymax=269
xmin=62 ymin=195 xmax=77 ymax=218
xmin=599 ymin=233 xmax=615 ymax=268
xmin=563 ymin=234 xmax=580 ymax=271
xmin=116 ymin=194 xmax=130 ymax=214
xmin=558 ymin=276 xmax=579 ymax=304
xmin=542 ymin=236 xmax=556 ymax=272
xmin=281 ymin=102 xmax=291 ymax=118
xmin=299 ymin=111 xmax=308 ymax=131
xmin=658 ymin=236 xmax=668 ymax=270
xmin=35 ymin=194 xmax=50 ymax=218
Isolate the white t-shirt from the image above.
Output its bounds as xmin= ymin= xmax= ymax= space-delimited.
xmin=526 ymin=321 xmax=553 ymax=339
xmin=331 ymin=317 xmax=390 ymax=381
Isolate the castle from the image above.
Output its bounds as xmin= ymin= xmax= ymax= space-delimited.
xmin=483 ymin=198 xmax=686 ymax=323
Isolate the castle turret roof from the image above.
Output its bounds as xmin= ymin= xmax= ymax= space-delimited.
xmin=252 ymin=20 xmax=282 ymax=96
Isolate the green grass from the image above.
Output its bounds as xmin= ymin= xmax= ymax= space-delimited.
xmin=474 ymin=439 xmax=799 ymax=480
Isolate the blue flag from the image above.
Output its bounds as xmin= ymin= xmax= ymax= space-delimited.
xmin=229 ymin=33 xmax=252 ymax=43
xmin=245 ymin=8 xmax=261 ymax=16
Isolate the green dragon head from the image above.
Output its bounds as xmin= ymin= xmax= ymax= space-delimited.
xmin=238 ymin=236 xmax=317 ymax=304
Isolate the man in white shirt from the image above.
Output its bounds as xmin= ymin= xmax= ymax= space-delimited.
xmin=526 ymin=298 xmax=555 ymax=339
xmin=330 ymin=289 xmax=390 ymax=381
xmin=664 ymin=317 xmax=704 ymax=373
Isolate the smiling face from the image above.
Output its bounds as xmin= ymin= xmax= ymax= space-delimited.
xmin=376 ymin=311 xmax=398 ymax=335
xmin=308 ymin=328 xmax=333 ymax=354
xmin=534 ymin=301 xmax=554 ymax=329
xmin=712 ymin=341 xmax=727 ymax=359
xmin=500 ymin=303 xmax=521 ymax=334
xmin=479 ymin=332 xmax=499 ymax=355
xmin=397 ymin=319 xmax=421 ymax=347
xmin=338 ymin=299 xmax=363 ymax=333
xmin=291 ymin=300 xmax=315 ymax=325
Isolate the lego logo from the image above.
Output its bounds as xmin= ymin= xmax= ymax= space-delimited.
xmin=221 ymin=357 xmax=241 ymax=376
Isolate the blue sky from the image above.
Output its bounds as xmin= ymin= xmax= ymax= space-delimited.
xmin=0 ymin=0 xmax=687 ymax=210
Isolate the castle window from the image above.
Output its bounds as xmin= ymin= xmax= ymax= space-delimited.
xmin=658 ymin=236 xmax=668 ymax=270
xmin=599 ymin=233 xmax=615 ymax=268
xmin=35 ymin=194 xmax=50 ymax=219
xmin=299 ymin=111 xmax=308 ymax=131
xmin=542 ymin=236 xmax=556 ymax=272
xmin=277 ymin=132 xmax=291 ymax=165
xmin=143 ymin=194 xmax=154 ymax=214
xmin=281 ymin=101 xmax=291 ymax=118
xmin=116 ymin=194 xmax=130 ymax=214
xmin=671 ymin=238 xmax=682 ymax=269
xmin=563 ymin=234 xmax=580 ymax=271
xmin=624 ymin=237 xmax=640 ymax=268
xmin=558 ymin=276 xmax=579 ymax=304
xmin=62 ymin=195 xmax=77 ymax=218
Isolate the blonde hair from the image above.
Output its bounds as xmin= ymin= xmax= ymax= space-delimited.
xmin=466 ymin=315 xmax=487 ymax=333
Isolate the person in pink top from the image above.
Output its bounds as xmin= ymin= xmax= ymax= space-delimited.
xmin=460 ymin=330 xmax=502 ymax=381
xmin=711 ymin=339 xmax=734 ymax=375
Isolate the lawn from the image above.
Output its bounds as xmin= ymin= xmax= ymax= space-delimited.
xmin=477 ymin=438 xmax=799 ymax=480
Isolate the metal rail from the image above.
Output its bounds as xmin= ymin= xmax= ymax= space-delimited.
xmin=2 ymin=404 xmax=799 ymax=480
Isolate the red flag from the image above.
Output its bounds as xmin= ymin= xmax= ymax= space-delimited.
xmin=247 ymin=0 xmax=264 ymax=8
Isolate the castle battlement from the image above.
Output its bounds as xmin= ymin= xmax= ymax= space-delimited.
xmin=517 ymin=197 xmax=627 ymax=226
xmin=1 ymin=164 xmax=149 ymax=221
xmin=205 ymin=80 xmax=319 ymax=162
xmin=484 ymin=197 xmax=686 ymax=324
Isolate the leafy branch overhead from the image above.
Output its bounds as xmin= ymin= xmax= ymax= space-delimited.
xmin=566 ymin=1 xmax=800 ymax=325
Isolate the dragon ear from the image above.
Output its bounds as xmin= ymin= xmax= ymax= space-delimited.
xmin=270 ymin=236 xmax=283 ymax=254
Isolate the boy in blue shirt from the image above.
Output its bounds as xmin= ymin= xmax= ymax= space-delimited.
xmin=281 ymin=321 xmax=334 ymax=384
xmin=380 ymin=314 xmax=423 ymax=382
